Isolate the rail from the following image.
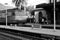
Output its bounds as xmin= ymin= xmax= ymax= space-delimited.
xmin=25 ymin=23 xmax=60 ymax=28
xmin=0 ymin=28 xmax=55 ymax=40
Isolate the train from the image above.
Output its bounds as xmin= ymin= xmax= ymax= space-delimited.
xmin=1 ymin=2 xmax=60 ymax=25
xmin=0 ymin=8 xmax=32 ymax=25
xmin=0 ymin=8 xmax=48 ymax=25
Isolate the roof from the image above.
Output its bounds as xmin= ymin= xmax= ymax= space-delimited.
xmin=31 ymin=8 xmax=44 ymax=12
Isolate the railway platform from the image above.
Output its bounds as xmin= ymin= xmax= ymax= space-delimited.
xmin=0 ymin=25 xmax=60 ymax=40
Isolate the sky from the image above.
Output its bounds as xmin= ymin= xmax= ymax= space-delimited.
xmin=0 ymin=0 xmax=49 ymax=8
xmin=0 ymin=0 xmax=15 ymax=7
xmin=27 ymin=0 xmax=49 ymax=6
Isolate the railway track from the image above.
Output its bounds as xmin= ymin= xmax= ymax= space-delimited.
xmin=0 ymin=24 xmax=60 ymax=40
xmin=0 ymin=27 xmax=60 ymax=40
xmin=0 ymin=28 xmax=48 ymax=40
xmin=24 ymin=23 xmax=60 ymax=29
xmin=1 ymin=23 xmax=60 ymax=29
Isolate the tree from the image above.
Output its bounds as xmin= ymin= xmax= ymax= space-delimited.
xmin=12 ymin=0 xmax=27 ymax=9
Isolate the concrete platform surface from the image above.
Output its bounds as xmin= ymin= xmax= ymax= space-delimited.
xmin=0 ymin=25 xmax=60 ymax=36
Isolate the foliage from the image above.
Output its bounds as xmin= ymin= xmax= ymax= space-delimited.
xmin=12 ymin=0 xmax=27 ymax=9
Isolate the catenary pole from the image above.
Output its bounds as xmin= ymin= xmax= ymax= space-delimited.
xmin=54 ymin=0 xmax=56 ymax=31
xmin=5 ymin=3 xmax=8 ymax=26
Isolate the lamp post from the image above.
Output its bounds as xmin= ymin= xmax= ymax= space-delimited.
xmin=5 ymin=3 xmax=8 ymax=26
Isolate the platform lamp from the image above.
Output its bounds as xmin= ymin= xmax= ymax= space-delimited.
xmin=5 ymin=3 xmax=8 ymax=26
